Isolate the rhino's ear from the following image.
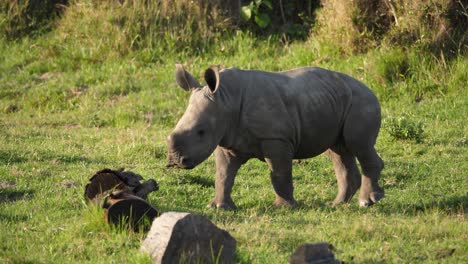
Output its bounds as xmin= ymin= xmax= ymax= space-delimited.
xmin=175 ymin=64 xmax=201 ymax=91
xmin=204 ymin=66 xmax=220 ymax=94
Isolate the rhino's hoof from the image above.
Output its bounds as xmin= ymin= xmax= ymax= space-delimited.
xmin=359 ymin=191 xmax=384 ymax=207
xmin=207 ymin=200 xmax=237 ymax=210
xmin=327 ymin=199 xmax=345 ymax=207
xmin=359 ymin=199 xmax=373 ymax=207
xmin=273 ymin=198 xmax=297 ymax=208
xmin=370 ymin=191 xmax=384 ymax=203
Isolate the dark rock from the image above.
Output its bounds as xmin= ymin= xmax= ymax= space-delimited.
xmin=134 ymin=179 xmax=159 ymax=199
xmin=84 ymin=168 xmax=131 ymax=202
xmin=105 ymin=191 xmax=159 ymax=231
xmin=290 ymin=243 xmax=341 ymax=264
xmin=141 ymin=212 xmax=236 ymax=264
xmin=84 ymin=168 xmax=158 ymax=203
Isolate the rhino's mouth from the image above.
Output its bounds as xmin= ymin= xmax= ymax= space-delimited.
xmin=166 ymin=152 xmax=195 ymax=169
xmin=166 ymin=161 xmax=195 ymax=170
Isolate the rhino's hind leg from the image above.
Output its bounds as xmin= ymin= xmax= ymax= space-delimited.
xmin=355 ymin=148 xmax=384 ymax=207
xmin=342 ymin=97 xmax=384 ymax=207
xmin=325 ymin=147 xmax=361 ymax=205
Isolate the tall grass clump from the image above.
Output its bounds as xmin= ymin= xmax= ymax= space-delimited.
xmin=0 ymin=0 xmax=68 ymax=39
xmin=312 ymin=0 xmax=467 ymax=56
xmin=49 ymin=0 xmax=236 ymax=63
xmin=383 ymin=0 xmax=467 ymax=57
xmin=312 ymin=0 xmax=392 ymax=53
xmin=375 ymin=47 xmax=410 ymax=84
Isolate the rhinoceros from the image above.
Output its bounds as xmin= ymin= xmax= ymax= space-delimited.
xmin=167 ymin=64 xmax=384 ymax=209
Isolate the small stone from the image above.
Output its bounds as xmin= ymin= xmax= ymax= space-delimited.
xmin=39 ymin=72 xmax=60 ymax=80
xmin=435 ymin=248 xmax=455 ymax=259
xmin=56 ymin=180 xmax=79 ymax=188
xmin=290 ymin=243 xmax=341 ymax=264
xmin=4 ymin=104 xmax=19 ymax=113
xmin=141 ymin=212 xmax=236 ymax=264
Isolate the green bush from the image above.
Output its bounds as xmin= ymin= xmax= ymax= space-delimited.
xmin=384 ymin=116 xmax=425 ymax=142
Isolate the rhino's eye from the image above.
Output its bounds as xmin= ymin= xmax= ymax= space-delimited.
xmin=197 ymin=129 xmax=205 ymax=137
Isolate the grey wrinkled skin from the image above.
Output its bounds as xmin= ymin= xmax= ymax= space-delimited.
xmin=167 ymin=64 xmax=384 ymax=209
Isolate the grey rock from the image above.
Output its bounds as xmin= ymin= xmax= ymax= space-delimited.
xmin=141 ymin=212 xmax=236 ymax=264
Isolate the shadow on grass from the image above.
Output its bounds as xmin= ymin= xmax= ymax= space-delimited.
xmin=51 ymin=154 xmax=102 ymax=165
xmin=0 ymin=149 xmax=102 ymax=165
xmin=0 ymin=189 xmax=35 ymax=203
xmin=0 ymin=212 xmax=30 ymax=222
xmin=236 ymin=197 xmax=334 ymax=214
xmin=0 ymin=150 xmax=27 ymax=164
xmin=223 ymin=193 xmax=466 ymax=216
xmin=178 ymin=174 xmax=214 ymax=188
xmin=378 ymin=194 xmax=467 ymax=215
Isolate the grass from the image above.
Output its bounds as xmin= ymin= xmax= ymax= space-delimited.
xmin=0 ymin=6 xmax=467 ymax=263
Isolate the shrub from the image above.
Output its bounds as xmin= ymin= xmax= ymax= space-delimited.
xmin=0 ymin=0 xmax=68 ymax=39
xmin=384 ymin=116 xmax=425 ymax=143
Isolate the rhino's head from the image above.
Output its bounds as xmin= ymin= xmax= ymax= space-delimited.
xmin=167 ymin=64 xmax=226 ymax=169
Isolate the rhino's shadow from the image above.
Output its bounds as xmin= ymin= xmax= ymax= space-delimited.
xmin=178 ymin=174 xmax=214 ymax=188
xmin=237 ymin=197 xmax=333 ymax=213
xmin=377 ymin=194 xmax=467 ymax=216
xmin=235 ymin=194 xmax=467 ymax=216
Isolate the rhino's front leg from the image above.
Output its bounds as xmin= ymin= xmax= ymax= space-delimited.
xmin=208 ymin=147 xmax=247 ymax=210
xmin=262 ymin=140 xmax=296 ymax=207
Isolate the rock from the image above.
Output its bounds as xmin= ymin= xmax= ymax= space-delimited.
xmin=56 ymin=180 xmax=79 ymax=188
xmin=104 ymin=191 xmax=159 ymax=231
xmin=84 ymin=168 xmax=158 ymax=203
xmin=290 ymin=243 xmax=341 ymax=264
xmin=84 ymin=168 xmax=131 ymax=202
xmin=141 ymin=212 xmax=236 ymax=264
xmin=134 ymin=179 xmax=159 ymax=199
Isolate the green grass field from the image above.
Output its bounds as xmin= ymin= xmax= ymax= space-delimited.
xmin=1 ymin=6 xmax=467 ymax=262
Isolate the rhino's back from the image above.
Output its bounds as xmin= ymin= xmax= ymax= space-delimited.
xmin=224 ymin=67 xmax=377 ymax=159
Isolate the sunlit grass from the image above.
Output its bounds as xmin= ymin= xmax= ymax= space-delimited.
xmin=0 ymin=11 xmax=467 ymax=263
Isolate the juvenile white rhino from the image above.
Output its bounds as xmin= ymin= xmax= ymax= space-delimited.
xmin=167 ymin=64 xmax=384 ymax=209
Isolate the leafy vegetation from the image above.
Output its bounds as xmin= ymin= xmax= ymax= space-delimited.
xmin=241 ymin=0 xmax=273 ymax=29
xmin=0 ymin=0 xmax=467 ymax=263
xmin=384 ymin=116 xmax=425 ymax=143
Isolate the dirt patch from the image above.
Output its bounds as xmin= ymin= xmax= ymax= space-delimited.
xmin=0 ymin=181 xmax=16 ymax=189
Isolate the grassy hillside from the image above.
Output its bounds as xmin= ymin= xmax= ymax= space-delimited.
xmin=1 ymin=1 xmax=467 ymax=263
